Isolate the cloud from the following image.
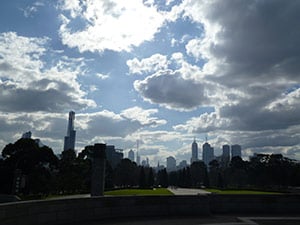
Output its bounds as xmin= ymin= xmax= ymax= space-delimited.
xmin=134 ymin=70 xmax=209 ymax=111
xmin=58 ymin=0 xmax=167 ymax=53
xmin=127 ymin=54 xmax=168 ymax=74
xmin=174 ymin=112 xmax=230 ymax=133
xmin=120 ymin=106 xmax=167 ymax=127
xmin=182 ymin=0 xmax=300 ymax=83
xmin=21 ymin=1 xmax=45 ymax=18
xmin=96 ymin=73 xmax=109 ymax=80
xmin=0 ymin=32 xmax=95 ymax=112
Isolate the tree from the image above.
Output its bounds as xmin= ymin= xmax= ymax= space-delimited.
xmin=209 ymin=159 xmax=222 ymax=187
xmin=156 ymin=168 xmax=168 ymax=188
xmin=114 ymin=159 xmax=138 ymax=187
xmin=0 ymin=138 xmax=58 ymax=195
xmin=190 ymin=161 xmax=209 ymax=187
xmin=147 ymin=168 xmax=154 ymax=188
xmin=139 ymin=167 xmax=146 ymax=188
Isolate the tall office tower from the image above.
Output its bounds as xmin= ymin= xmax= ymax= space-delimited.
xmin=128 ymin=149 xmax=135 ymax=162
xmin=136 ymin=152 xmax=141 ymax=165
xmin=202 ymin=142 xmax=214 ymax=166
xmin=221 ymin=145 xmax=230 ymax=167
xmin=63 ymin=111 xmax=76 ymax=151
xmin=105 ymin=145 xmax=123 ymax=168
xmin=231 ymin=144 xmax=242 ymax=158
xmin=166 ymin=156 xmax=176 ymax=172
xmin=191 ymin=138 xmax=198 ymax=164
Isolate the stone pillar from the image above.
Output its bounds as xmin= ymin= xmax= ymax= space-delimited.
xmin=91 ymin=143 xmax=106 ymax=196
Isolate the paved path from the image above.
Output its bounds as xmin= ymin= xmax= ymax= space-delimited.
xmin=168 ymin=187 xmax=211 ymax=195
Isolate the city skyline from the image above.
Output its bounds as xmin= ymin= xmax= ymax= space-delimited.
xmin=1 ymin=1 xmax=300 ymax=166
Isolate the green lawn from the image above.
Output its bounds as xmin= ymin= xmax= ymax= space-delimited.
xmin=204 ymin=188 xmax=281 ymax=195
xmin=104 ymin=188 xmax=173 ymax=196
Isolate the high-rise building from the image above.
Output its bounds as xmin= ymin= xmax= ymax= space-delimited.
xmin=202 ymin=142 xmax=214 ymax=166
xmin=136 ymin=152 xmax=141 ymax=165
xmin=106 ymin=145 xmax=123 ymax=168
xmin=221 ymin=145 xmax=230 ymax=167
xmin=178 ymin=160 xmax=188 ymax=169
xmin=63 ymin=111 xmax=76 ymax=151
xmin=191 ymin=138 xmax=198 ymax=164
xmin=166 ymin=156 xmax=176 ymax=172
xmin=231 ymin=144 xmax=242 ymax=158
xmin=128 ymin=149 xmax=135 ymax=162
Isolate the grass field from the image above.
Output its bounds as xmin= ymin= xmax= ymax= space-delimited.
xmin=104 ymin=188 xmax=173 ymax=196
xmin=204 ymin=188 xmax=281 ymax=194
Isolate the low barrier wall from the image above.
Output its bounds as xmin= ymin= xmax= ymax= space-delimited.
xmin=0 ymin=194 xmax=299 ymax=225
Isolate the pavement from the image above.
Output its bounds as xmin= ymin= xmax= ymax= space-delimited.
xmin=79 ymin=216 xmax=300 ymax=225
xmin=54 ymin=189 xmax=300 ymax=225
xmin=168 ymin=187 xmax=211 ymax=195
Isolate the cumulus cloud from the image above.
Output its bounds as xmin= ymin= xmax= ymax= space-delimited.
xmin=127 ymin=54 xmax=168 ymax=74
xmin=0 ymin=32 xmax=95 ymax=112
xmin=120 ymin=106 xmax=167 ymax=127
xmin=174 ymin=112 xmax=230 ymax=133
xmin=182 ymin=0 xmax=300 ymax=82
xmin=58 ymin=0 xmax=167 ymax=52
xmin=134 ymin=70 xmax=210 ymax=111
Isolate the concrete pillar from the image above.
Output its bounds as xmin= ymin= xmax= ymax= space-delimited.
xmin=91 ymin=143 xmax=106 ymax=196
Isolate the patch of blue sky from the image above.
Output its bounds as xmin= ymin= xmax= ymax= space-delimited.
xmin=154 ymin=0 xmax=183 ymax=12
xmin=284 ymin=84 xmax=300 ymax=94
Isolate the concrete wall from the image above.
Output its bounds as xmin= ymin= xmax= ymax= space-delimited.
xmin=0 ymin=195 xmax=299 ymax=225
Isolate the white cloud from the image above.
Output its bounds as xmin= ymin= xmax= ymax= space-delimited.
xmin=96 ymin=73 xmax=109 ymax=80
xmin=0 ymin=32 xmax=95 ymax=112
xmin=58 ymin=0 xmax=167 ymax=52
xmin=174 ymin=112 xmax=230 ymax=133
xmin=127 ymin=54 xmax=168 ymax=74
xmin=121 ymin=106 xmax=167 ymax=127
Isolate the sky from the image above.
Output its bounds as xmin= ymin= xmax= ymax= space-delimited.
xmin=1 ymin=0 xmax=300 ymax=166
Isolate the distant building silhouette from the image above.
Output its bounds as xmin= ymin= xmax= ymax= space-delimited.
xmin=128 ymin=149 xmax=135 ymax=162
xmin=141 ymin=157 xmax=150 ymax=167
xmin=178 ymin=160 xmax=188 ymax=170
xmin=231 ymin=144 xmax=242 ymax=158
xmin=166 ymin=156 xmax=176 ymax=172
xmin=136 ymin=152 xmax=141 ymax=165
xmin=22 ymin=131 xmax=32 ymax=139
xmin=221 ymin=144 xmax=230 ymax=167
xmin=191 ymin=138 xmax=198 ymax=164
xmin=202 ymin=142 xmax=214 ymax=166
xmin=21 ymin=131 xmax=43 ymax=147
xmin=63 ymin=111 xmax=76 ymax=151
xmin=106 ymin=145 xmax=123 ymax=168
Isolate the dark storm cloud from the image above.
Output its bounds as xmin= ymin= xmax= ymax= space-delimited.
xmin=134 ymin=70 xmax=209 ymax=110
xmin=0 ymin=82 xmax=88 ymax=112
xmin=200 ymin=0 xmax=300 ymax=84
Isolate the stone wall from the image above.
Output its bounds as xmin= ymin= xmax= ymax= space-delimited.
xmin=0 ymin=194 xmax=299 ymax=225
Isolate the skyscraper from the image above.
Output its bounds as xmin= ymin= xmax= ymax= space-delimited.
xmin=231 ymin=144 xmax=242 ymax=158
xmin=202 ymin=142 xmax=214 ymax=166
xmin=128 ymin=149 xmax=135 ymax=162
xmin=166 ymin=156 xmax=176 ymax=172
xmin=63 ymin=111 xmax=76 ymax=151
xmin=191 ymin=138 xmax=198 ymax=164
xmin=221 ymin=145 xmax=230 ymax=167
